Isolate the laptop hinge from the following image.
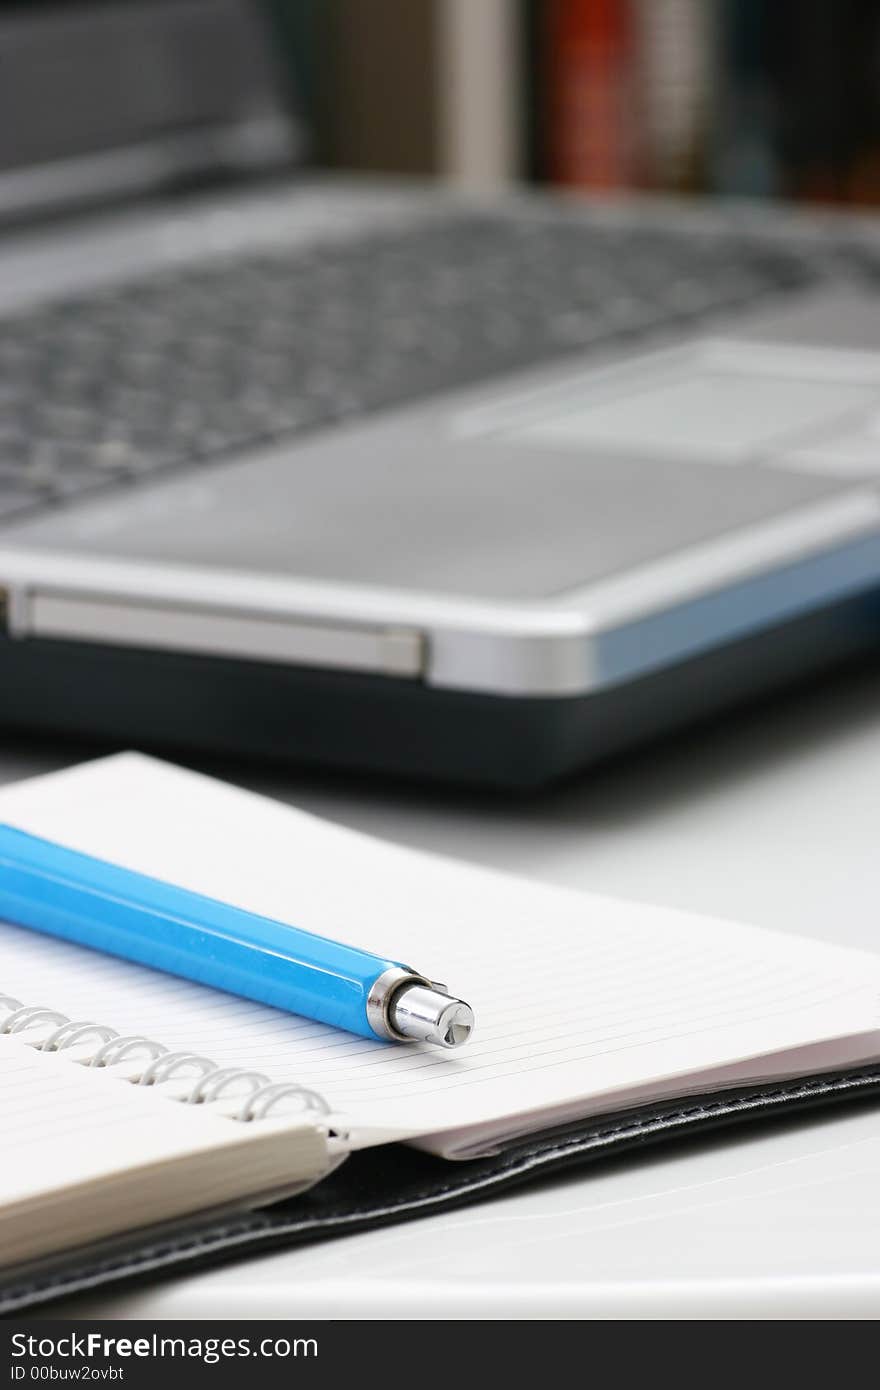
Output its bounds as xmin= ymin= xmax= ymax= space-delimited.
xmin=20 ymin=591 xmax=424 ymax=681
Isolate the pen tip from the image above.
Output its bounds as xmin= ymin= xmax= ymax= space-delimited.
xmin=390 ymin=985 xmax=475 ymax=1048
xmin=442 ymin=1006 xmax=474 ymax=1049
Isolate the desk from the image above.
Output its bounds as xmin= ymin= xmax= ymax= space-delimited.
xmin=7 ymin=658 xmax=880 ymax=1319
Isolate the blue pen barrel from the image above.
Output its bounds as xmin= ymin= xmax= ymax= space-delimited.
xmin=0 ymin=825 xmax=400 ymax=1039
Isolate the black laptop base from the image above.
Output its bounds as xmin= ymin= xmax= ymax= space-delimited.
xmin=1 ymin=588 xmax=879 ymax=789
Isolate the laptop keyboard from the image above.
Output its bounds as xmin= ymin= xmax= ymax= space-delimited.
xmin=0 ymin=209 xmax=854 ymax=523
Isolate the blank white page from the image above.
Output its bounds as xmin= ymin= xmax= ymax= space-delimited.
xmin=2 ymin=753 xmax=879 ymax=1155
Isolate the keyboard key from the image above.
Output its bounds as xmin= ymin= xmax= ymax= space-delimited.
xmin=0 ymin=486 xmax=44 ymax=519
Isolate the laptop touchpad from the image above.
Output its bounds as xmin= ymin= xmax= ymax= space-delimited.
xmin=508 ymin=343 xmax=880 ymax=464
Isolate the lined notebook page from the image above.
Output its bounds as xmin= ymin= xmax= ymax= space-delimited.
xmin=1 ymin=1037 xmax=242 ymax=1200
xmin=0 ymin=1035 xmax=329 ymax=1268
xmin=2 ymin=754 xmax=880 ymax=1155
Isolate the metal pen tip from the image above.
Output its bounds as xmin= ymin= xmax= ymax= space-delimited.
xmin=389 ymin=983 xmax=475 ymax=1048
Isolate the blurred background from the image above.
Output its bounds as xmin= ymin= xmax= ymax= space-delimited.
xmin=271 ymin=0 xmax=880 ymax=204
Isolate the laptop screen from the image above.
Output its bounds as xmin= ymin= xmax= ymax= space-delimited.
xmin=0 ymin=1 xmax=297 ymax=210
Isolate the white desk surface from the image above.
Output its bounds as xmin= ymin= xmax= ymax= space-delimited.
xmin=6 ymin=660 xmax=880 ymax=1319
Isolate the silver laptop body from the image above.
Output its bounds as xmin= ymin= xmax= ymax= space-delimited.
xmin=2 ymin=1 xmax=880 ymax=785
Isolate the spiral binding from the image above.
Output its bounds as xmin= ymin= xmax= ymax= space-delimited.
xmin=0 ymin=991 xmax=333 ymax=1127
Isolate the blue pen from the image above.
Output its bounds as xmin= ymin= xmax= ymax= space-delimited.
xmin=0 ymin=824 xmax=474 ymax=1049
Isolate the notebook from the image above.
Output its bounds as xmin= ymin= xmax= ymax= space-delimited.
xmin=3 ymin=752 xmax=880 ymax=1312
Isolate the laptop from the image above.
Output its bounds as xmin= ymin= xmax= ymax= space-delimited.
xmin=1 ymin=0 xmax=880 ymax=788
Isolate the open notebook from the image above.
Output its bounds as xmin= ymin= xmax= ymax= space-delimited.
xmin=2 ymin=754 xmax=880 ymax=1294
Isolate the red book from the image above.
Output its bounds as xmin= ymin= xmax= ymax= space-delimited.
xmin=545 ymin=0 xmax=639 ymax=189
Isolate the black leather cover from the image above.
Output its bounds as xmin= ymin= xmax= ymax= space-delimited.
xmin=3 ymin=1063 xmax=880 ymax=1316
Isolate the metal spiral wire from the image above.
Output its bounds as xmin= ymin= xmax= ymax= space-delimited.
xmin=0 ymin=992 xmax=332 ymax=1124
